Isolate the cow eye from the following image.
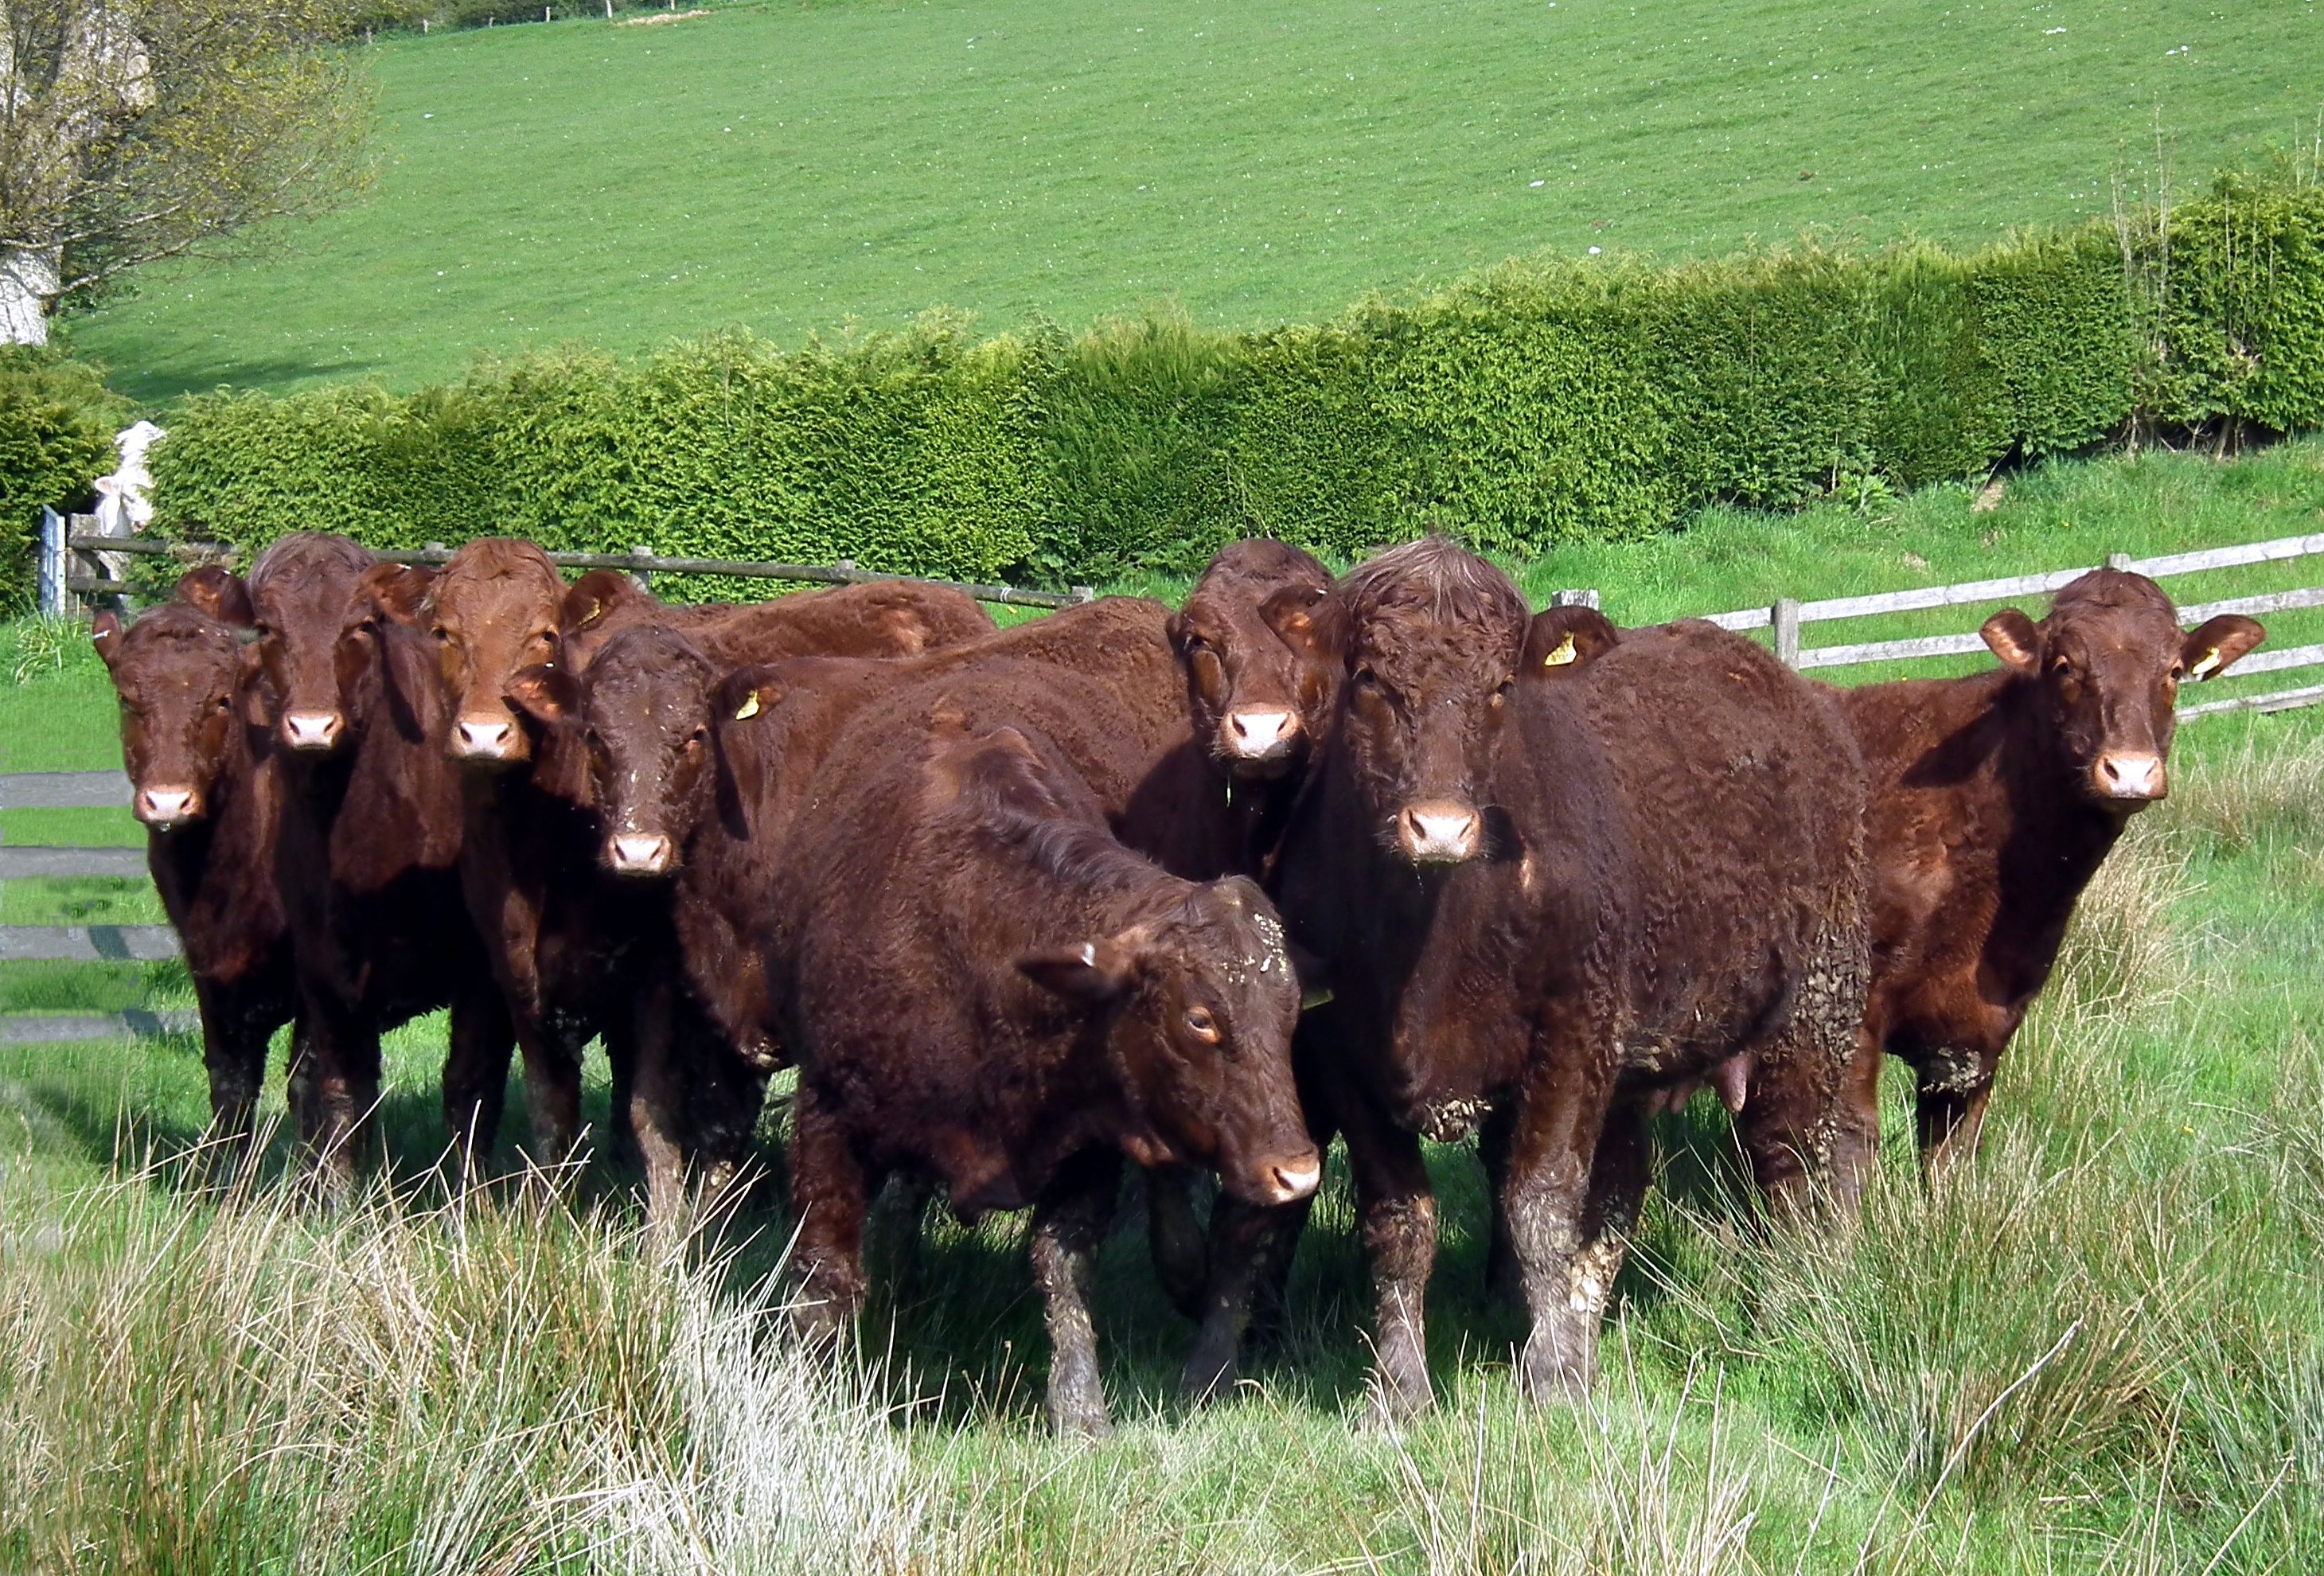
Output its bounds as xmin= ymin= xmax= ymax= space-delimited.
xmin=1183 ymin=1006 xmax=1220 ymax=1043
xmin=431 ymin=626 xmax=451 ymax=645
xmin=1352 ymin=665 xmax=1378 ymax=689
xmin=2049 ymin=655 xmax=2074 ymax=678
xmin=685 ymin=725 xmax=708 ymax=751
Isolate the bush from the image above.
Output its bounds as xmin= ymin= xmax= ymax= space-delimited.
xmin=0 ymin=352 xmax=131 ymax=614
xmin=145 ymin=169 xmax=2324 ymax=590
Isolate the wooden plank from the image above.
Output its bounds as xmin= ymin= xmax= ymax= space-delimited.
xmin=0 ymin=846 xmax=149 ymax=880
xmin=0 ymin=1011 xmax=198 ymax=1044
xmin=0 ymin=772 xmax=131 ymax=810
xmin=2174 ymin=585 xmax=2324 ymax=622
xmin=0 ymin=925 xmax=181 ymax=962
xmin=2178 ymin=682 xmax=2324 ymax=720
xmin=1794 ymin=567 xmax=2089 ymax=625
xmin=1702 ymin=607 xmax=1772 ymax=631
xmin=2131 ymin=532 xmax=2324 ymax=580
xmin=1794 ymin=632 xmax=1991 ymax=670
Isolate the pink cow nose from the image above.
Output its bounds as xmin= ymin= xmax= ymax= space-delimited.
xmin=135 ymin=786 xmax=199 ymax=828
xmin=1398 ymin=800 xmax=1482 ymax=864
xmin=2096 ymin=752 xmax=2166 ymax=802
xmin=607 ymin=833 xmax=674 ymax=876
xmin=282 ymin=711 xmax=344 ymax=753
xmin=1225 ymin=708 xmax=1298 ymax=760
xmin=454 ymin=716 xmax=515 ymax=760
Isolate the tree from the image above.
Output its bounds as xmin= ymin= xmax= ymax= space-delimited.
xmin=0 ymin=0 xmax=372 ymax=344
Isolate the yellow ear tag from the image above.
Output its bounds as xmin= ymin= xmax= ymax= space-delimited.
xmin=1541 ymin=632 xmax=1577 ymax=667
xmin=1300 ymin=985 xmax=1336 ymax=1011
xmin=733 ymin=691 xmax=762 ymax=720
xmin=2189 ymin=648 xmax=2221 ymax=681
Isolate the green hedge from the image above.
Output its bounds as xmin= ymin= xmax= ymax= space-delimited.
xmin=0 ymin=353 xmax=129 ymax=614
xmin=146 ymin=168 xmax=2324 ymax=590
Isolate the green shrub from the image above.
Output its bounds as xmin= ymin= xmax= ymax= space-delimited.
xmin=144 ymin=169 xmax=2324 ymax=590
xmin=0 ymin=353 xmax=130 ymax=614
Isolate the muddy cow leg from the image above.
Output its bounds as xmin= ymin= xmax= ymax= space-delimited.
xmin=1500 ymin=1060 xmax=1619 ymax=1406
xmin=1741 ymin=914 xmax=1871 ymax=1218
xmin=440 ymin=978 xmax=514 ymax=1188
xmin=1180 ymin=1190 xmax=1310 ymax=1402
xmin=628 ymin=982 xmax=692 ymax=1231
xmin=288 ymin=995 xmax=381 ymax=1197
xmin=1146 ymin=1164 xmax=1211 ymax=1321
xmin=514 ymin=1020 xmax=585 ymax=1172
xmin=786 ymin=1078 xmax=870 ymax=1344
xmin=192 ymin=975 xmax=266 ymax=1153
xmin=1917 ymin=1036 xmax=2004 ymax=1173
xmin=1031 ymin=1148 xmax=1122 ymax=1439
xmin=1339 ymin=1093 xmax=1437 ymax=1420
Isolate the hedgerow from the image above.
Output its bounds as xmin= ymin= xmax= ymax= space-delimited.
xmin=0 ymin=352 xmax=130 ymax=614
xmin=142 ymin=167 xmax=2324 ymax=590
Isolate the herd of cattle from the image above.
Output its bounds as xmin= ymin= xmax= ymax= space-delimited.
xmin=92 ymin=531 xmax=2266 ymax=1434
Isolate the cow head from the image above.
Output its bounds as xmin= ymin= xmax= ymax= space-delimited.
xmin=242 ymin=532 xmax=377 ymax=756
xmin=520 ymin=624 xmax=722 ymax=878
xmin=1980 ymin=568 xmax=2264 ymax=809
xmin=1020 ymin=871 xmax=1320 ymax=1208
xmin=422 ymin=538 xmax=567 ymax=767
xmin=1170 ymin=539 xmax=1336 ymax=781
xmin=92 ymin=599 xmax=252 ymax=831
xmin=1274 ymin=538 xmax=1529 ymax=865
xmin=554 ymin=568 xmax=660 ymax=676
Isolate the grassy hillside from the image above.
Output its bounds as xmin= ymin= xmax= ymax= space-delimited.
xmin=73 ymin=0 xmax=2324 ymax=401
xmin=6 ymin=444 xmax=2323 ymax=1570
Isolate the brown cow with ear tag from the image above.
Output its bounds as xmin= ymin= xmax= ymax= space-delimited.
xmin=1838 ymin=568 xmax=2264 ymax=1167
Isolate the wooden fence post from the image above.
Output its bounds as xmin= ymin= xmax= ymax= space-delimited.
xmin=37 ymin=506 xmax=67 ymax=614
xmin=1772 ymin=597 xmax=1802 ymax=669
xmin=630 ymin=544 xmax=652 ymax=594
xmin=2107 ymin=552 xmax=2132 ymax=571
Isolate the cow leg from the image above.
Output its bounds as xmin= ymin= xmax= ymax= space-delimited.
xmin=1742 ymin=911 xmax=1872 ymax=1218
xmin=192 ymin=975 xmax=265 ymax=1154
xmin=1030 ymin=1148 xmax=1122 ymax=1439
xmin=787 ymin=1079 xmax=868 ymax=1344
xmin=601 ymin=1009 xmax=639 ymax=1168
xmin=1180 ymin=1192 xmax=1308 ymax=1402
xmin=1501 ymin=1064 xmax=1620 ymax=1406
xmin=629 ymin=989 xmax=692 ymax=1231
xmin=287 ymin=997 xmax=380 ymax=1198
xmin=515 ymin=1021 xmax=585 ymax=1172
xmin=1917 ymin=1040 xmax=2002 ymax=1172
xmin=1341 ymin=1095 xmax=1437 ymax=1420
xmin=1479 ymin=1102 xmax=1522 ymax=1306
xmin=441 ymin=978 xmax=514 ymax=1189
xmin=1146 ymin=1164 xmax=1211 ymax=1321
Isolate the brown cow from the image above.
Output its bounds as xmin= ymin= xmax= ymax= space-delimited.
xmin=767 ymin=700 xmax=1319 ymax=1436
xmin=1208 ymin=540 xmax=1868 ymax=1416
xmin=555 ymin=568 xmax=996 ymax=675
xmin=1839 ymin=568 xmax=2264 ymax=1166
xmin=1169 ymin=540 xmax=1337 ymax=783
xmin=92 ymin=575 xmax=296 ymax=1150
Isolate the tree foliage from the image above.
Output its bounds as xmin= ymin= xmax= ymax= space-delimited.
xmin=0 ymin=0 xmax=373 ymax=303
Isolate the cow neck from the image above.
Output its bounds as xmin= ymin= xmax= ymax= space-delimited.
xmin=1985 ymin=673 xmax=2131 ymax=975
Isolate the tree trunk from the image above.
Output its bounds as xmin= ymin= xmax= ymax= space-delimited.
xmin=0 ymin=248 xmax=60 ymax=346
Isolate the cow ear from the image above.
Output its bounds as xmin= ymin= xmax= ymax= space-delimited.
xmin=1979 ymin=609 xmax=2042 ymax=674
xmin=176 ymin=567 xmax=254 ymax=627
xmin=89 ymin=609 xmax=123 ymax=668
xmin=716 ymin=666 xmax=786 ymax=725
xmin=1260 ymin=585 xmax=1343 ymax=666
xmin=361 ymin=563 xmax=435 ymax=626
xmin=1018 ymin=938 xmax=1140 ymax=1004
xmin=2182 ymin=614 xmax=2265 ymax=681
xmin=508 ymin=662 xmax=579 ymax=724
xmin=1523 ymin=606 xmax=1620 ymax=676
xmin=561 ymin=568 xmax=645 ymax=634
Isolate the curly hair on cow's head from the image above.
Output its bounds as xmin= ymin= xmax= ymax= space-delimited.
xmin=1340 ymin=536 xmax=1529 ymax=632
xmin=2046 ymin=567 xmax=2177 ymax=621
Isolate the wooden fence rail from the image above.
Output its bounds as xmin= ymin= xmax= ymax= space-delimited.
xmin=57 ymin=532 xmax=1095 ymax=611
xmin=1673 ymin=529 xmax=2324 ymax=719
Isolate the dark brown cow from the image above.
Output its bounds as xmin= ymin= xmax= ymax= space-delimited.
xmin=1839 ymin=568 xmax=2263 ymax=1166
xmin=767 ymin=701 xmax=1319 ymax=1436
xmin=556 ymin=568 xmax=997 ymax=675
xmin=1205 ymin=540 xmax=1868 ymax=1416
xmin=92 ymin=575 xmax=296 ymax=1149
xmin=1170 ymin=540 xmax=1336 ymax=783
xmin=416 ymin=543 xmax=1000 ymax=1190
xmin=248 ymin=542 xmax=508 ymax=1185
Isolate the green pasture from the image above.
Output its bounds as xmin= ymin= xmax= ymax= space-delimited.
xmin=71 ymin=0 xmax=2324 ymax=401
xmin=5 ymin=443 xmax=2324 ymax=1570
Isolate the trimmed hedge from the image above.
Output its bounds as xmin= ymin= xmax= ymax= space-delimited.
xmin=146 ymin=169 xmax=2324 ymax=590
xmin=0 ymin=353 xmax=130 ymax=614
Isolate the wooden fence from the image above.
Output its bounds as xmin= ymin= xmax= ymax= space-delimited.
xmin=44 ymin=521 xmax=1096 ymax=612
xmin=1662 ymin=530 xmax=2324 ymax=721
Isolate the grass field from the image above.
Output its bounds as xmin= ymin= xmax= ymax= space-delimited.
xmin=5 ymin=443 xmax=2323 ymax=1571
xmin=69 ymin=0 xmax=2324 ymax=402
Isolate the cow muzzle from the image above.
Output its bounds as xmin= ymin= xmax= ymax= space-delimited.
xmin=1222 ymin=708 xmax=1300 ymax=768
xmin=606 ymin=832 xmax=675 ymax=877
xmin=134 ymin=785 xmax=201 ymax=829
xmin=454 ymin=715 xmax=519 ymax=763
xmin=1249 ymin=1150 xmax=1323 ymax=1206
xmin=1397 ymin=798 xmax=1483 ymax=864
xmin=2094 ymin=751 xmax=2167 ymax=803
xmin=281 ymin=710 xmax=345 ymax=754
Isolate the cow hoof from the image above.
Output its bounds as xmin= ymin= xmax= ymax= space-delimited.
xmin=1047 ymin=1399 xmax=1114 ymax=1441
xmin=1179 ymin=1344 xmax=1240 ymax=1405
xmin=1518 ymin=1342 xmax=1596 ymax=1407
xmin=1361 ymin=1370 xmax=1436 ymax=1429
